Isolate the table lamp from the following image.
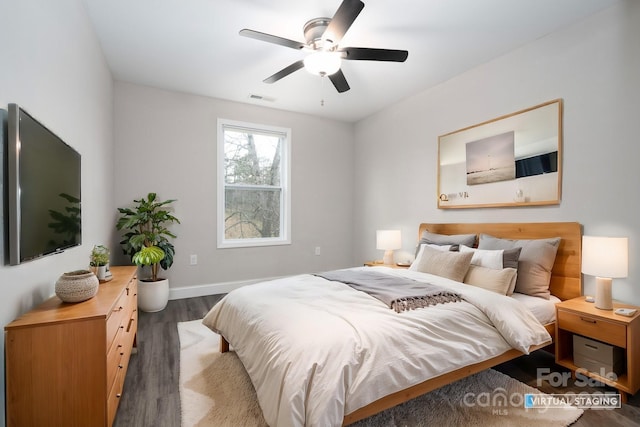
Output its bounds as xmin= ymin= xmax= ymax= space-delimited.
xmin=581 ymin=236 xmax=628 ymax=310
xmin=377 ymin=230 xmax=401 ymax=265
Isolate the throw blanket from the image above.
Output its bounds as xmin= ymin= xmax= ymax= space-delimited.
xmin=315 ymin=270 xmax=461 ymax=312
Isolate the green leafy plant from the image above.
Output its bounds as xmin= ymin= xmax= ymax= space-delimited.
xmin=90 ymin=244 xmax=110 ymax=267
xmin=116 ymin=193 xmax=180 ymax=282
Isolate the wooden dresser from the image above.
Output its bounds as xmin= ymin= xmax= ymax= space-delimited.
xmin=5 ymin=266 xmax=138 ymax=427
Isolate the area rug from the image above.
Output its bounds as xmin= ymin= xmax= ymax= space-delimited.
xmin=178 ymin=319 xmax=583 ymax=427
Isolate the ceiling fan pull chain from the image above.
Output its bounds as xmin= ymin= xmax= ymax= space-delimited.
xmin=320 ymin=75 xmax=326 ymax=107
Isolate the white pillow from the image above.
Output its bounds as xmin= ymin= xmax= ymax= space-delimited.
xmin=424 ymin=243 xmax=453 ymax=252
xmin=459 ymin=245 xmax=504 ymax=269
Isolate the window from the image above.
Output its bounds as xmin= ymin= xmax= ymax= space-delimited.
xmin=217 ymin=119 xmax=291 ymax=248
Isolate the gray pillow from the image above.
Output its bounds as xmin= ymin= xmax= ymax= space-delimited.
xmin=478 ymin=234 xmax=561 ymax=299
xmin=415 ymin=231 xmax=476 ymax=257
xmin=503 ymin=247 xmax=523 ymax=269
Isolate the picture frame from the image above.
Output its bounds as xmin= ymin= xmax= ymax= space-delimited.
xmin=437 ymin=99 xmax=563 ymax=209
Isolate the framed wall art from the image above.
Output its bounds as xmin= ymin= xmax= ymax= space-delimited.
xmin=438 ymin=99 xmax=563 ymax=209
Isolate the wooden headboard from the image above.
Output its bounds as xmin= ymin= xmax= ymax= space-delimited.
xmin=418 ymin=222 xmax=582 ymax=301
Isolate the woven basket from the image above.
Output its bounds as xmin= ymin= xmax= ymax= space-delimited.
xmin=55 ymin=270 xmax=99 ymax=303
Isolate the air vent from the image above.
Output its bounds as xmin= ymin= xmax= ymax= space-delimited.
xmin=249 ymin=94 xmax=275 ymax=102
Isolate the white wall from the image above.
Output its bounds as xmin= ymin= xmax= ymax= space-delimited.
xmin=1 ymin=2 xmax=637 ymax=423
xmin=0 ymin=0 xmax=114 ymax=424
xmin=354 ymin=1 xmax=640 ymax=305
xmin=113 ymin=83 xmax=355 ymax=296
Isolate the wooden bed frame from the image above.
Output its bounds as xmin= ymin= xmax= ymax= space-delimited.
xmin=220 ymin=222 xmax=583 ymax=426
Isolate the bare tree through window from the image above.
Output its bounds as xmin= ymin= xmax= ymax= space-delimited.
xmin=222 ymin=124 xmax=286 ymax=243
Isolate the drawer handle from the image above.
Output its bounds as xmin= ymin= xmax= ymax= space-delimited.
xmin=580 ymin=317 xmax=596 ymax=324
xmin=114 ymin=306 xmax=124 ymax=313
xmin=126 ymin=318 xmax=135 ymax=333
xmin=119 ymin=365 xmax=123 ymax=369
xmin=116 ymin=393 xmax=122 ymax=398
xmin=585 ymin=343 xmax=599 ymax=350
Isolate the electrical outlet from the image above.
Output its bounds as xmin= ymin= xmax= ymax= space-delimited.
xmin=190 ymin=254 xmax=197 ymax=265
xmin=315 ymin=246 xmax=321 ymax=256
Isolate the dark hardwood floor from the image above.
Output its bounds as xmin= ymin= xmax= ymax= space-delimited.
xmin=114 ymin=295 xmax=224 ymax=427
xmin=114 ymin=295 xmax=640 ymax=427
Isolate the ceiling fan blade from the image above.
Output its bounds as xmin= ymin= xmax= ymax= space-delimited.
xmin=328 ymin=69 xmax=350 ymax=93
xmin=323 ymin=0 xmax=364 ymax=45
xmin=340 ymin=47 xmax=408 ymax=62
xmin=264 ymin=60 xmax=305 ymax=84
xmin=240 ymin=29 xmax=306 ymax=50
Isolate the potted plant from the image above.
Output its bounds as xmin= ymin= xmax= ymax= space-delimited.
xmin=116 ymin=193 xmax=180 ymax=312
xmin=89 ymin=244 xmax=110 ymax=281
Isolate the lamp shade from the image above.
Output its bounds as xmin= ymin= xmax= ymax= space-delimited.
xmin=376 ymin=230 xmax=402 ymax=250
xmin=303 ymin=51 xmax=342 ymax=76
xmin=582 ymin=236 xmax=628 ymax=278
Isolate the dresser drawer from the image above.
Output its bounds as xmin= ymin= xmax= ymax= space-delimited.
xmin=123 ymin=307 xmax=137 ymax=349
xmin=107 ymin=328 xmax=124 ymax=390
xmin=122 ymin=278 xmax=137 ymax=350
xmin=107 ymin=328 xmax=133 ymax=427
xmin=124 ymin=289 xmax=137 ymax=331
xmin=126 ymin=277 xmax=138 ymax=299
xmin=106 ymin=291 xmax=128 ymax=348
xmin=557 ymin=310 xmax=626 ymax=348
xmin=107 ymin=363 xmax=126 ymax=427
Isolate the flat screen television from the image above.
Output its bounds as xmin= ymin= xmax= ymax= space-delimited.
xmin=6 ymin=103 xmax=81 ymax=265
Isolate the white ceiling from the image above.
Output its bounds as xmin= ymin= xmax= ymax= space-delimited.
xmin=82 ymin=0 xmax=618 ymax=123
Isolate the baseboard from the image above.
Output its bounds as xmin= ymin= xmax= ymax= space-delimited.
xmin=168 ymin=275 xmax=284 ymax=300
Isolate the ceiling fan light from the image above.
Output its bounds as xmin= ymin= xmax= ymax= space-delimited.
xmin=303 ymin=51 xmax=342 ymax=76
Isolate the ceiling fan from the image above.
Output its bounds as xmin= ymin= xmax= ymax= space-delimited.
xmin=240 ymin=0 xmax=409 ymax=93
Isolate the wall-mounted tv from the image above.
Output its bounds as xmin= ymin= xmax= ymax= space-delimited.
xmin=6 ymin=104 xmax=81 ymax=265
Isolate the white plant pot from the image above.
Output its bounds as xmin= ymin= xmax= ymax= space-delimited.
xmin=96 ymin=265 xmax=107 ymax=281
xmin=137 ymin=278 xmax=169 ymax=312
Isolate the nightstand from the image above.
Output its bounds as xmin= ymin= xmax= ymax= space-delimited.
xmin=364 ymin=261 xmax=410 ymax=269
xmin=555 ymin=297 xmax=640 ymax=402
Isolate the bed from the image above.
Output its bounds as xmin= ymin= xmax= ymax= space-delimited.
xmin=203 ymin=222 xmax=582 ymax=426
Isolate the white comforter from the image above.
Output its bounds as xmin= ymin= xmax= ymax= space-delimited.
xmin=202 ymin=267 xmax=551 ymax=427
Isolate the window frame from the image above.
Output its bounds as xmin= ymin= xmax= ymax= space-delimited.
xmin=217 ymin=118 xmax=291 ymax=248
